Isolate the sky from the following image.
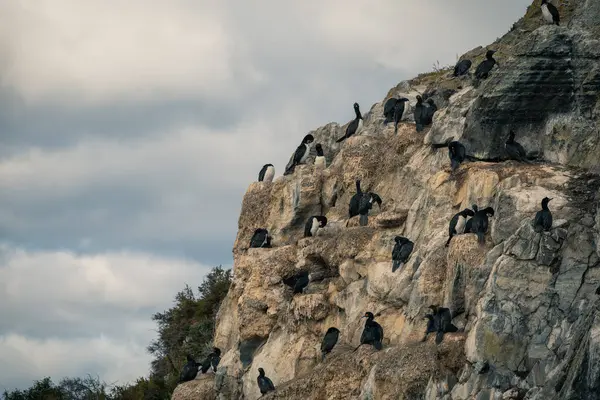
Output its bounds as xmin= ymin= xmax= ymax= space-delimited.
xmin=0 ymin=0 xmax=532 ymax=391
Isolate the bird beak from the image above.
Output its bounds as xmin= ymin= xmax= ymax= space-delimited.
xmin=548 ymin=198 xmax=554 ymax=201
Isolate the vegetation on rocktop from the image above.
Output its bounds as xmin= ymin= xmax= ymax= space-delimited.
xmin=2 ymin=266 xmax=232 ymax=400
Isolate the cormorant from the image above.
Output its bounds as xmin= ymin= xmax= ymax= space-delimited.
xmin=257 ymin=368 xmax=276 ymax=395
xmin=446 ymin=208 xmax=476 ymax=247
xmin=383 ymin=98 xmax=399 ymax=124
xmin=284 ymin=134 xmax=315 ymax=175
xmin=355 ymin=312 xmax=384 ymax=351
xmin=414 ymin=95 xmax=425 ymax=132
xmin=320 ymin=327 xmax=340 ymax=361
xmin=422 ymin=98 xmax=438 ymax=126
xmin=422 ymin=305 xmax=458 ymax=344
xmin=199 ymin=347 xmax=221 ymax=373
xmin=505 ymin=131 xmax=530 ymax=163
xmin=283 ymin=270 xmax=309 ymax=294
xmin=258 ymin=164 xmax=275 ymax=183
xmin=393 ymin=98 xmax=410 ymax=134
xmin=541 ymin=0 xmax=560 ymax=26
xmin=358 ymin=192 xmax=382 ymax=226
xmin=533 ymin=197 xmax=553 ymax=232
xmin=470 ymin=207 xmax=495 ymax=244
xmin=249 ymin=228 xmax=271 ymax=248
xmin=463 ymin=205 xmax=478 ymax=234
xmin=449 ymin=141 xmax=467 ymax=171
xmin=391 ymin=236 xmax=414 ymax=272
xmin=475 ymin=50 xmax=499 ymax=80
xmin=304 ymin=216 xmax=328 ymax=237
xmin=314 ymin=144 xmax=326 ymax=168
xmin=348 ymin=180 xmax=363 ymax=219
xmin=179 ymin=354 xmax=200 ymax=383
xmin=336 ymin=103 xmax=363 ymax=143
xmin=454 ymin=59 xmax=472 ymax=77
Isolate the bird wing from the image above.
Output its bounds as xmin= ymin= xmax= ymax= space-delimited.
xmin=304 ymin=217 xmax=314 ymax=237
xmin=349 ymin=193 xmax=361 ymax=217
xmin=391 ymin=242 xmax=402 ymax=261
xmin=293 ymin=144 xmax=306 ymax=164
xmin=533 ymin=210 xmax=544 ymax=228
xmin=346 ymin=119 xmax=359 ymax=137
xmin=376 ymin=323 xmax=384 ymax=342
xmin=474 ymin=60 xmax=486 ymax=77
xmin=548 ymin=3 xmax=560 ymax=22
xmin=383 ymin=98 xmax=397 ymax=118
xmin=413 ymin=104 xmax=423 ymax=122
xmin=266 ymin=377 xmax=275 ymax=390
xmin=258 ymin=166 xmax=266 ymax=181
xmin=515 ymin=142 xmax=527 ymax=158
xmin=358 ymin=195 xmax=372 ymax=214
xmin=400 ymin=242 xmax=414 ymax=261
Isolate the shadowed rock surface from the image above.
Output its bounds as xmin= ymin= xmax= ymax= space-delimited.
xmin=172 ymin=2 xmax=600 ymax=399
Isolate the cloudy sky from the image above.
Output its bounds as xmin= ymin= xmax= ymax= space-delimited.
xmin=0 ymin=0 xmax=532 ymax=391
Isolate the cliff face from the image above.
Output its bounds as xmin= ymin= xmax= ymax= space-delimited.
xmin=172 ymin=1 xmax=600 ymax=399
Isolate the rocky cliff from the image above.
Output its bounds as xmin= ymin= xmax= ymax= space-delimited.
xmin=172 ymin=1 xmax=600 ymax=399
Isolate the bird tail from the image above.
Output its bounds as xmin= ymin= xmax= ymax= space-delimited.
xmin=435 ymin=331 xmax=445 ymax=344
xmin=447 ymin=324 xmax=459 ymax=333
xmin=394 ymin=122 xmax=399 ymax=134
xmin=284 ymin=165 xmax=295 ymax=175
xmin=392 ymin=260 xmax=403 ymax=272
xmin=445 ymin=236 xmax=452 ymax=247
xmin=374 ymin=341 xmax=383 ymax=351
xmin=430 ymin=142 xmax=449 ymax=149
xmin=359 ymin=214 xmax=368 ymax=226
xmin=416 ymin=123 xmax=424 ymax=132
xmin=336 ymin=136 xmax=346 ymax=143
xmin=477 ymin=232 xmax=485 ymax=245
xmin=352 ymin=344 xmax=364 ymax=353
xmin=383 ymin=117 xmax=392 ymax=124
xmin=451 ymin=159 xmax=460 ymax=172
xmin=321 ymin=352 xmax=326 ymax=362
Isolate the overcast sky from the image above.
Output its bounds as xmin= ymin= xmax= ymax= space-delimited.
xmin=0 ymin=0 xmax=532 ymax=391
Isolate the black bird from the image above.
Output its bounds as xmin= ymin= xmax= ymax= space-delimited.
xmin=422 ymin=305 xmax=458 ymax=344
xmin=541 ymin=0 xmax=560 ymax=26
xmin=283 ymin=270 xmax=309 ymax=294
xmin=414 ymin=95 xmax=425 ymax=132
xmin=336 ymin=103 xmax=364 ymax=143
xmin=533 ymin=197 xmax=553 ymax=232
xmin=453 ymin=59 xmax=472 ymax=77
xmin=320 ymin=327 xmax=340 ymax=361
xmin=393 ymin=98 xmax=410 ymax=134
xmin=470 ymin=207 xmax=495 ymax=244
xmin=348 ymin=180 xmax=363 ymax=219
xmin=249 ymin=228 xmax=271 ymax=248
xmin=383 ymin=97 xmax=399 ymax=124
xmin=179 ymin=354 xmax=200 ymax=383
xmin=304 ymin=216 xmax=328 ymax=237
xmin=448 ymin=141 xmax=467 ymax=171
xmin=505 ymin=131 xmax=530 ymax=163
xmin=284 ymin=134 xmax=315 ymax=175
xmin=391 ymin=236 xmax=414 ymax=272
xmin=421 ymin=98 xmax=438 ymax=127
xmin=355 ymin=312 xmax=384 ymax=351
xmin=199 ymin=347 xmax=221 ymax=373
xmin=314 ymin=143 xmax=326 ymax=168
xmin=463 ymin=205 xmax=478 ymax=234
xmin=446 ymin=208 xmax=476 ymax=247
xmin=258 ymin=164 xmax=275 ymax=183
xmin=358 ymin=192 xmax=382 ymax=226
xmin=475 ymin=50 xmax=499 ymax=80
xmin=257 ymin=368 xmax=276 ymax=396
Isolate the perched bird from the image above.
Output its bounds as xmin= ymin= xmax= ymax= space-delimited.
xmin=421 ymin=98 xmax=438 ymax=126
xmin=314 ymin=144 xmax=326 ymax=168
xmin=391 ymin=236 xmax=414 ymax=272
xmin=355 ymin=312 xmax=384 ymax=351
xmin=393 ymin=98 xmax=410 ymax=134
xmin=257 ymin=368 xmax=276 ymax=396
xmin=336 ymin=103 xmax=364 ymax=143
xmin=258 ymin=164 xmax=275 ymax=183
xmin=431 ymin=138 xmax=467 ymax=172
xmin=383 ymin=97 xmax=399 ymax=124
xmin=414 ymin=95 xmax=425 ymax=132
xmin=533 ymin=197 xmax=553 ymax=232
xmin=453 ymin=59 xmax=472 ymax=77
xmin=505 ymin=131 xmax=530 ymax=163
xmin=320 ymin=327 xmax=340 ymax=361
xmin=348 ymin=180 xmax=364 ymax=219
xmin=199 ymin=348 xmax=221 ymax=374
xmin=249 ymin=228 xmax=271 ymax=248
xmin=284 ymin=134 xmax=315 ymax=175
xmin=422 ymin=305 xmax=458 ymax=344
xmin=283 ymin=270 xmax=309 ymax=294
xmin=463 ymin=205 xmax=478 ymax=234
xmin=179 ymin=354 xmax=200 ymax=383
xmin=358 ymin=192 xmax=382 ymax=226
xmin=304 ymin=216 xmax=328 ymax=237
xmin=470 ymin=207 xmax=495 ymax=244
xmin=475 ymin=50 xmax=499 ymax=80
xmin=541 ymin=0 xmax=560 ymax=26
xmin=446 ymin=208 xmax=476 ymax=247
